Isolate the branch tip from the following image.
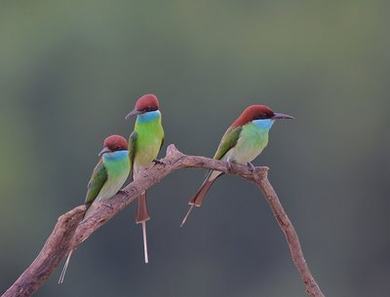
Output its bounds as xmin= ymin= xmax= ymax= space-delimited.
xmin=166 ymin=144 xmax=177 ymax=154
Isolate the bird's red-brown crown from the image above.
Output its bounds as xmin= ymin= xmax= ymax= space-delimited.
xmin=231 ymin=105 xmax=275 ymax=127
xmin=103 ymin=135 xmax=128 ymax=151
xmin=135 ymin=94 xmax=160 ymax=112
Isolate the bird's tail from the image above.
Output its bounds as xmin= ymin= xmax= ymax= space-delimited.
xmin=58 ymin=249 xmax=73 ymax=284
xmin=136 ymin=192 xmax=150 ymax=264
xmin=180 ymin=170 xmax=223 ymax=227
xmin=58 ymin=202 xmax=91 ymax=284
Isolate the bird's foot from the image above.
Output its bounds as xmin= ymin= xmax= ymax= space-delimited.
xmin=118 ymin=189 xmax=129 ymax=195
xmin=227 ymin=160 xmax=234 ymax=173
xmin=247 ymin=162 xmax=256 ymax=173
xmin=153 ymin=159 xmax=165 ymax=165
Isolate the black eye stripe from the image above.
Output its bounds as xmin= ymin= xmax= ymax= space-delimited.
xmin=142 ymin=106 xmax=158 ymax=112
xmin=254 ymin=112 xmax=274 ymax=120
xmin=112 ymin=146 xmax=124 ymax=151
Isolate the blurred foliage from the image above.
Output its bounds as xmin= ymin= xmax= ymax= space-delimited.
xmin=0 ymin=1 xmax=389 ymax=296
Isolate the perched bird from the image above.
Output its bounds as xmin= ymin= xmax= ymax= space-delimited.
xmin=181 ymin=104 xmax=293 ymax=226
xmin=58 ymin=135 xmax=130 ymax=284
xmin=125 ymin=94 xmax=164 ymax=263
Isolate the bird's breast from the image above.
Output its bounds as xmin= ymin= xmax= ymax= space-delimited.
xmin=133 ymin=119 xmax=164 ymax=174
xmin=96 ymin=151 xmax=130 ymax=201
xmin=225 ymin=123 xmax=270 ymax=164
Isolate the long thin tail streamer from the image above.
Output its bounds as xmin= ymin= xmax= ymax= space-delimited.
xmin=58 ymin=249 xmax=73 ymax=284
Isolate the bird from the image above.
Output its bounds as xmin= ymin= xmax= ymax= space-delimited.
xmin=58 ymin=135 xmax=130 ymax=284
xmin=125 ymin=94 xmax=165 ymax=264
xmin=180 ymin=104 xmax=294 ymax=227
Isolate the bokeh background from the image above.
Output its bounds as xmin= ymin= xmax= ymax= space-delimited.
xmin=1 ymin=1 xmax=389 ymax=296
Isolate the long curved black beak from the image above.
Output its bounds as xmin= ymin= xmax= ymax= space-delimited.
xmin=125 ymin=109 xmax=142 ymax=120
xmin=272 ymin=112 xmax=294 ymax=120
xmin=98 ymin=146 xmax=111 ymax=157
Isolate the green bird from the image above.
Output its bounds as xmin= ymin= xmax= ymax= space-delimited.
xmin=58 ymin=135 xmax=130 ymax=284
xmin=125 ymin=94 xmax=164 ymax=263
xmin=181 ymin=104 xmax=294 ymax=226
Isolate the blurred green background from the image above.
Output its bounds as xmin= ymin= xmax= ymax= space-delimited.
xmin=1 ymin=1 xmax=389 ymax=296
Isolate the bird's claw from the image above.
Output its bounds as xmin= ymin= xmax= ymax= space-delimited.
xmin=227 ymin=160 xmax=234 ymax=173
xmin=153 ymin=159 xmax=165 ymax=165
xmin=118 ymin=189 xmax=129 ymax=195
xmin=247 ymin=162 xmax=256 ymax=173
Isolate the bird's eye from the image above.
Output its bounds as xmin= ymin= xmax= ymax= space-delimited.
xmin=144 ymin=106 xmax=157 ymax=112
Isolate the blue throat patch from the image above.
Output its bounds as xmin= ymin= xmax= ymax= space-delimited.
xmin=103 ymin=150 xmax=129 ymax=161
xmin=253 ymin=119 xmax=274 ymax=130
xmin=137 ymin=110 xmax=161 ymax=123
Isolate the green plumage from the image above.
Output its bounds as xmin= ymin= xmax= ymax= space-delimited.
xmin=224 ymin=122 xmax=270 ymax=164
xmin=85 ymin=159 xmax=107 ymax=205
xmin=128 ymin=111 xmax=164 ymax=175
xmin=84 ymin=151 xmax=130 ymax=205
xmin=213 ymin=126 xmax=242 ymax=160
xmin=203 ymin=121 xmax=271 ymax=184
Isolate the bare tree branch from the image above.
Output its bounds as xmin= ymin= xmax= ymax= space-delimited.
xmin=1 ymin=206 xmax=85 ymax=297
xmin=1 ymin=144 xmax=325 ymax=297
xmin=255 ymin=175 xmax=325 ymax=297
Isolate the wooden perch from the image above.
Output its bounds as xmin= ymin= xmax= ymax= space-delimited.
xmin=1 ymin=144 xmax=325 ymax=297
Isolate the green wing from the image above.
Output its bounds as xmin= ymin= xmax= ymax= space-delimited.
xmin=128 ymin=131 xmax=137 ymax=175
xmin=85 ymin=159 xmax=108 ymax=205
xmin=159 ymin=134 xmax=165 ymax=152
xmin=213 ymin=126 xmax=242 ymax=160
